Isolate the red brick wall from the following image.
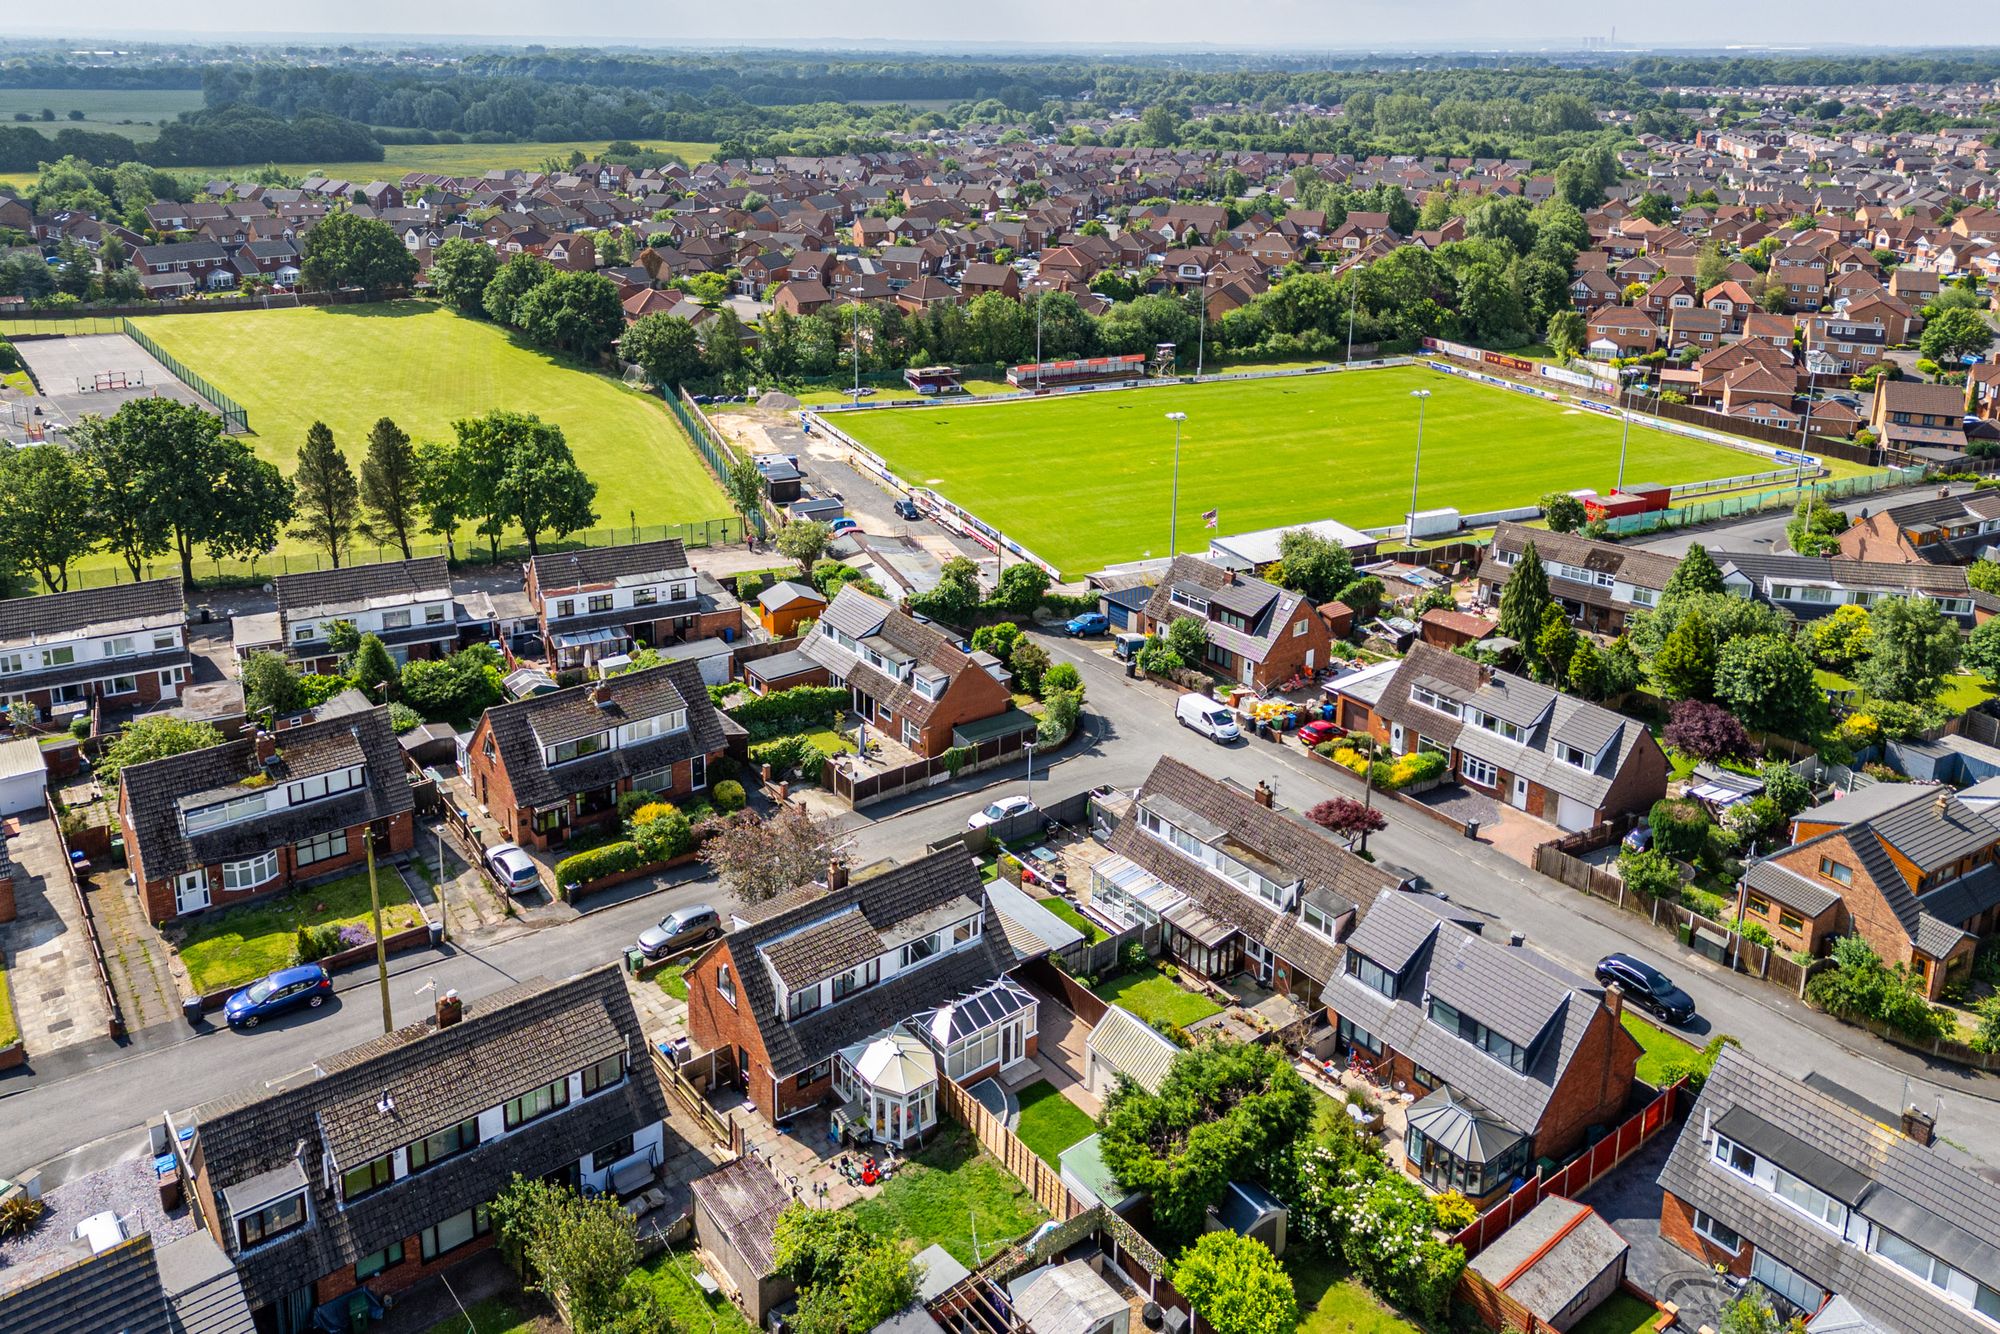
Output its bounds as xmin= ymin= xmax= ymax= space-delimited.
xmin=137 ymin=811 xmax=415 ymax=922
xmin=1532 ymin=1004 xmax=1641 ymax=1163
xmin=912 ymin=666 xmax=1015 ymax=759
xmin=685 ymin=940 xmax=779 ymax=1110
xmin=1600 ymin=730 xmax=1671 ymax=821
xmin=315 ymin=1229 xmax=498 ymax=1306
xmin=1767 ymin=833 xmax=1921 ymax=974
xmin=1659 ymin=1190 xmax=1752 ymax=1277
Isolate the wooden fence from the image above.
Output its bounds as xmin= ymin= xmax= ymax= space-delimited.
xmin=1021 ymin=956 xmax=1111 ymax=1027
xmin=652 ymin=1044 xmax=739 ymax=1150
xmin=1450 ymin=1080 xmax=1685 ymax=1258
xmin=936 ymin=1070 xmax=1079 ymax=1222
xmin=44 ymin=793 xmax=126 ymax=1040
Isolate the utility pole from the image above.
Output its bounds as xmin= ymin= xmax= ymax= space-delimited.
xmin=1407 ymin=389 xmax=1432 ymax=541
xmin=1345 ymin=270 xmax=1357 ymax=366
xmin=366 ymin=827 xmax=392 ymax=1035
xmin=1165 ymin=411 xmax=1187 ymax=555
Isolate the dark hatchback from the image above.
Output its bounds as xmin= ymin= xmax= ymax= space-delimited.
xmin=224 ymin=963 xmax=333 ymax=1029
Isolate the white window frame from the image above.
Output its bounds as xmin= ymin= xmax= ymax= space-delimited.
xmin=1691 ymin=1208 xmax=1742 ymax=1254
xmin=221 ymin=850 xmax=281 ymax=892
xmin=1461 ymin=755 xmax=1498 ymax=788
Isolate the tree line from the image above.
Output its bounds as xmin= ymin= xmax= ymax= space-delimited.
xmin=0 ymin=103 xmax=382 ymax=174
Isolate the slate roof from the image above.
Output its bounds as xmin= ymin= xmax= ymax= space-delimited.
xmin=527 ymin=539 xmax=692 ymax=598
xmin=0 ymin=1234 xmax=172 ymax=1334
xmin=1740 ymin=858 xmax=1843 ymax=917
xmin=120 ymin=706 xmax=413 ymax=884
xmin=274 ymin=557 xmax=451 ymax=622
xmin=476 ymin=660 xmax=727 ymax=809
xmin=1782 ymin=785 xmax=2000 ymax=947
xmin=1658 ymin=1045 xmax=2000 ymax=1334
xmin=724 ymin=848 xmax=1013 ymax=1078
xmin=1715 ymin=551 xmax=1999 ymax=619
xmin=192 ymin=966 xmax=666 ymax=1309
xmin=1323 ymin=891 xmax=1626 ymax=1136
xmin=1140 ymin=556 xmax=1303 ymax=666
xmin=0 ymin=578 xmax=184 ymax=648
xmin=802 ymin=586 xmax=987 ymax=727
xmin=1105 ymin=757 xmax=1400 ymax=987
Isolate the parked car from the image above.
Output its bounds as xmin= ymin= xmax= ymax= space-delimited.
xmin=638 ymin=904 xmax=722 ymax=961
xmin=1595 ymin=953 xmax=1695 ymax=1026
xmin=1175 ymin=694 xmax=1241 ymax=743
xmin=968 ymin=795 xmax=1037 ymax=831
xmin=1065 ymin=612 xmax=1109 ymax=637
xmin=224 ymin=964 xmax=333 ymax=1029
xmin=828 ymin=517 xmax=861 ymax=536
xmin=1297 ymin=719 xmax=1345 ymax=747
xmin=486 ymin=843 xmax=542 ymax=893
xmin=893 ymin=497 xmax=923 ymax=521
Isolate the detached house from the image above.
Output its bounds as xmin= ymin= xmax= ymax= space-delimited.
xmin=181 ymin=967 xmax=672 ymax=1331
xmin=525 ymin=540 xmax=737 ymax=670
xmin=1353 ymin=644 xmax=1668 ymax=833
xmin=119 ymin=706 xmax=415 ymax=921
xmin=1321 ymin=891 xmax=1641 ymax=1207
xmin=1091 ymin=757 xmax=1400 ymax=1001
xmin=684 ymin=849 xmax=1029 ymax=1136
xmin=1135 ymin=556 xmax=1332 ymax=692
xmin=1477 ymin=523 xmax=1679 ymax=636
xmin=1657 ymin=1045 xmax=1999 ymax=1331
xmin=1869 ymin=381 xmax=1969 ymax=455
xmin=465 ymin=660 xmax=730 ymax=849
xmin=0 ymin=579 xmax=190 ymax=718
xmin=271 ymin=558 xmax=462 ymax=672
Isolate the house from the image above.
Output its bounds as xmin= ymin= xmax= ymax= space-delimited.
xmin=1737 ymin=783 xmax=1999 ymax=997
xmin=1835 ymin=489 xmax=2000 ymax=566
xmin=0 ymin=579 xmax=190 ymax=718
xmin=753 ymin=580 xmax=827 ymax=637
xmin=1869 ymin=380 xmax=1969 ymax=454
xmin=1657 ymin=1044 xmax=1999 ymax=1331
xmin=271 ymin=558 xmax=460 ymax=672
xmin=1092 ymin=757 xmax=1400 ymax=999
xmin=1357 ymin=644 xmax=1669 ymax=832
xmin=0 ymin=1228 xmax=250 ymax=1334
xmin=525 ymin=540 xmax=737 ymax=669
xmin=683 ymin=849 xmax=1030 ymax=1131
xmin=1083 ymin=1004 xmax=1178 ymax=1099
xmin=180 ymin=967 xmax=671 ymax=1329
xmin=1583 ymin=306 xmax=1659 ymax=358
xmin=119 ymin=706 xmax=415 ymax=922
xmin=1320 ymin=891 xmax=1641 ymax=1206
xmin=801 ymin=585 xmax=1023 ymax=758
xmin=464 ymin=660 xmax=729 ymax=849
xmin=1477 ymin=522 xmax=1679 ymax=636
xmin=1970 ymin=363 xmax=2000 ymax=421
xmin=1135 ymin=556 xmax=1331 ymax=692
xmin=1713 ymin=551 xmax=1996 ymax=626
xmin=1466 ymin=1196 xmax=1629 ymax=1333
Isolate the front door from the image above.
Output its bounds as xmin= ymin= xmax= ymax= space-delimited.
xmin=1244 ymin=940 xmax=1275 ymax=984
xmin=1511 ymin=775 xmax=1531 ymax=811
xmin=175 ymin=871 xmax=210 ymax=915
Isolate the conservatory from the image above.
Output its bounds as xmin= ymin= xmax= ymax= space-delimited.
xmin=913 ymin=976 xmax=1039 ymax=1083
xmin=834 ymin=1026 xmax=939 ymax=1148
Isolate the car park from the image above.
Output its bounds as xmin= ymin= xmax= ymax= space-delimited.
xmin=638 ymin=904 xmax=722 ymax=961
xmin=224 ymin=964 xmax=333 ymax=1029
xmin=1175 ymin=694 xmax=1241 ymax=743
xmin=1297 ymin=719 xmax=1345 ymax=747
xmin=968 ymin=795 xmax=1037 ymax=830
xmin=1595 ymin=952 xmax=1695 ymax=1025
xmin=486 ymin=843 xmax=542 ymax=893
xmin=1065 ymin=612 xmax=1108 ymax=636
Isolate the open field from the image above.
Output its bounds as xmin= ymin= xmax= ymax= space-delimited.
xmin=125 ymin=303 xmax=728 ymax=567
xmin=0 ymin=88 xmax=205 ymax=142
xmin=835 ymin=366 xmax=1795 ymax=577
xmin=0 ymin=138 xmax=718 ymax=192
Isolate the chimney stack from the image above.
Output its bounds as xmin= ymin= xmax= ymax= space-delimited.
xmin=826 ymin=857 xmax=849 ymax=892
xmin=254 ymin=730 xmax=278 ymax=766
xmin=1603 ymin=981 xmax=1624 ymax=1019
xmin=1901 ymin=1103 xmax=1936 ymax=1147
xmin=436 ymin=988 xmax=463 ymax=1029
xmin=1935 ymin=789 xmax=1952 ymax=819
xmin=591 ymin=679 xmax=614 ymax=708
xmin=1223 ymin=568 xmax=1238 ymax=585
xmin=1253 ymin=780 xmax=1274 ymax=809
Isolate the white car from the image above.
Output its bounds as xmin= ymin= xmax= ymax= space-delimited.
xmin=486 ymin=843 xmax=542 ymax=894
xmin=968 ymin=795 xmax=1038 ymax=831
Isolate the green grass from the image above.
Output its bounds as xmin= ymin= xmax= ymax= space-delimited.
xmin=422 ymin=1294 xmax=551 ymax=1334
xmin=837 ymin=364 xmax=1776 ymax=578
xmin=1815 ymin=668 xmax=1998 ymax=715
xmin=848 ymin=1127 xmax=1049 ymax=1268
xmin=1039 ymin=896 xmax=1107 ymax=945
xmin=799 ymin=726 xmax=856 ymax=756
xmin=1291 ymin=1254 xmax=1423 ymax=1334
xmin=653 ymin=962 xmax=690 ymax=1001
xmin=1013 ymin=1080 xmax=1097 ymax=1166
xmin=0 ymin=951 xmax=17 ymax=1049
xmin=632 ymin=1248 xmax=759 ymax=1334
xmin=170 ymin=869 xmax=423 ymax=996
xmin=128 ymin=303 xmax=728 ymax=566
xmin=1570 ymin=1291 xmax=1665 ymax=1334
xmin=1622 ymin=1011 xmax=1699 ymax=1087
xmin=1090 ymin=963 xmax=1223 ymax=1032
xmin=0 ymin=89 xmax=206 ymax=143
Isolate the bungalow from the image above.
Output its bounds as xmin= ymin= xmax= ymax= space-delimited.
xmin=525 ymin=540 xmax=738 ymax=670
xmin=119 ymin=706 xmax=415 ymax=922
xmin=1134 ymin=556 xmax=1331 ymax=692
xmin=0 ymin=579 xmax=190 ymax=718
xmin=464 ymin=660 xmax=729 ymax=849
xmin=272 ymin=558 xmax=461 ymax=672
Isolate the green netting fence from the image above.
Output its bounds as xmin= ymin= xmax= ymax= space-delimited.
xmin=119 ymin=319 xmax=251 ymax=433
xmin=665 ymin=390 xmax=767 ymax=539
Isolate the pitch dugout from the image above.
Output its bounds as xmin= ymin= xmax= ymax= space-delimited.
xmin=11 ymin=331 xmax=212 ymax=437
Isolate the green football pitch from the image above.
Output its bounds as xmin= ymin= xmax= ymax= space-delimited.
xmin=132 ymin=303 xmax=729 ymax=555
xmin=835 ymin=365 xmax=1777 ymax=578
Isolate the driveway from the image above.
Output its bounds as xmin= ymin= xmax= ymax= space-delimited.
xmin=1580 ymin=1127 xmax=1733 ymax=1331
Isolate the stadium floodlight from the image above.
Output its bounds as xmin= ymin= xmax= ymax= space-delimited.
xmin=1165 ymin=412 xmax=1188 ymax=555
xmin=1408 ymin=389 xmax=1432 ymax=540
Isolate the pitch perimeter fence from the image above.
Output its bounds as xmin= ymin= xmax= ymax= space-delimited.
xmin=666 ymin=390 xmax=768 ymax=540
xmin=1596 ymin=464 xmax=1927 ymax=536
xmin=118 ymin=319 xmax=251 ymax=433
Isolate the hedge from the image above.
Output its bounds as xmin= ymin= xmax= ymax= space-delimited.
xmin=725 ymin=685 xmax=848 ymax=741
xmin=749 ymin=734 xmax=825 ymax=783
xmin=555 ymin=841 xmax=643 ymax=896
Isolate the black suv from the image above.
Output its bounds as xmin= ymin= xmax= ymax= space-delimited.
xmin=1595 ymin=952 xmax=1695 ymax=1026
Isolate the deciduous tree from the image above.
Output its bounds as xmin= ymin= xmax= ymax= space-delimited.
xmin=489 ymin=1176 xmax=639 ymax=1334
xmin=240 ymin=650 xmax=304 ymax=718
xmin=1172 ymin=1233 xmax=1298 ymax=1334
xmin=483 ymin=253 xmax=553 ymax=325
xmin=618 ymin=313 xmax=705 ymax=386
xmin=1714 ymin=634 xmax=1820 ymax=737
xmin=0 ymin=443 xmax=99 ymax=590
xmin=427 ymin=237 xmax=500 ymax=315
xmin=704 ymin=805 xmax=842 ymax=904
xmin=299 ymin=211 xmax=417 ymax=295
xmin=513 ymin=269 xmax=624 ymax=360
xmin=1857 ymin=595 xmax=1960 ymax=704
xmin=775 ymin=520 xmax=831 ymax=575
xmin=1269 ymin=527 xmax=1355 ymax=604
xmin=99 ymin=716 xmax=223 ymax=787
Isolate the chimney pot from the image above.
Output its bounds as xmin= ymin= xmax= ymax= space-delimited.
xmin=1509 ymin=930 xmax=1526 ymax=947
xmin=1253 ymin=780 xmax=1274 ymax=809
xmin=1901 ymin=1104 xmax=1936 ymax=1146
xmin=1935 ymin=789 xmax=1951 ymax=817
xmin=826 ymin=857 xmax=849 ymax=892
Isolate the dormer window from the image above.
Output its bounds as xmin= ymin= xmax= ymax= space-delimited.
xmin=380 ymin=610 xmax=411 ymax=630
xmin=504 ymin=1077 xmax=570 ymax=1129
xmin=235 ymin=1191 xmax=307 ymax=1249
xmin=589 ymin=594 xmax=613 ymax=613
xmin=634 ymin=587 xmax=657 ymax=607
xmin=1410 ymin=685 xmax=1462 ymax=718
xmin=293 ymin=624 xmax=315 ymax=642
xmin=547 ymin=733 xmax=608 ymax=765
xmin=556 ymin=599 xmax=575 ymax=618
xmin=1346 ymin=951 xmax=1397 ymax=998
xmin=340 ymin=1154 xmax=394 ymax=1203
xmin=1556 ymin=743 xmax=1595 ymax=770
xmin=903 ymin=933 xmax=940 ymax=968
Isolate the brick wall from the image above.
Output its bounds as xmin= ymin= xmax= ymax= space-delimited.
xmin=1768 ymin=833 xmax=1921 ymax=974
xmin=911 ymin=666 xmax=1015 ymax=759
xmin=137 ymin=811 xmax=415 ymax=922
xmin=1531 ymin=1004 xmax=1641 ymax=1163
xmin=315 ymin=1229 xmax=498 ymax=1307
xmin=1659 ymin=1190 xmax=1752 ymax=1277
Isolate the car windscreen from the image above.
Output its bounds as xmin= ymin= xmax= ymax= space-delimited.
xmin=1208 ymin=711 xmax=1234 ymax=726
xmin=246 ymin=979 xmax=277 ymax=1003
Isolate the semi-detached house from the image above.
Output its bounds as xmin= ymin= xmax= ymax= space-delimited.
xmin=1714 ymin=552 xmax=1996 ymax=627
xmin=0 ymin=579 xmax=190 ymax=719
xmin=1477 ymin=523 xmax=1678 ymax=636
xmin=1135 ymin=556 xmax=1332 ymax=693
xmin=524 ymin=540 xmax=738 ymax=670
xmin=269 ymin=558 xmax=463 ymax=672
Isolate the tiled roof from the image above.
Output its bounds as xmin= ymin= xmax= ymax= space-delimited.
xmin=1740 ymin=857 xmax=1843 ymax=917
xmin=1140 ymin=556 xmax=1303 ymax=666
xmin=803 ymin=586 xmax=983 ymax=725
xmin=274 ymin=557 xmax=451 ymax=621
xmin=0 ymin=1234 xmax=171 ymax=1334
xmin=527 ymin=539 xmax=691 ymax=595
xmin=0 ymin=578 xmax=184 ymax=648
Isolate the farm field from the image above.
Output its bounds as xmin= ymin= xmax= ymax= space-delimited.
xmin=128 ymin=303 xmax=727 ymax=564
xmin=835 ymin=365 xmax=1787 ymax=578
xmin=0 ymin=88 xmax=205 ymax=142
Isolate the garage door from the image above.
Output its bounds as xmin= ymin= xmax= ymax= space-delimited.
xmin=0 ymin=770 xmax=45 ymax=817
xmin=1555 ymin=795 xmax=1596 ymax=833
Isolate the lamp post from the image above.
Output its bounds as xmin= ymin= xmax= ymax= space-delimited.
xmin=848 ymin=287 xmax=865 ymax=403
xmin=1345 ymin=272 xmax=1357 ymax=365
xmin=1195 ymin=277 xmax=1207 ymax=379
xmin=1035 ymin=294 xmax=1044 ymax=392
xmin=1616 ymin=408 xmax=1633 ymax=494
xmin=1407 ymin=390 xmax=1431 ymax=541
xmin=1165 ymin=411 xmax=1187 ymax=555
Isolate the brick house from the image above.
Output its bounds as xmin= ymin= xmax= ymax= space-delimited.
xmin=683 ymin=848 xmax=1030 ymax=1133
xmin=1354 ymin=644 xmax=1666 ymax=831
xmin=800 ymin=585 xmax=1022 ymax=758
xmin=1869 ymin=380 xmax=1969 ymax=455
xmin=1656 ymin=1044 xmax=1997 ymax=1330
xmin=1712 ymin=551 xmax=1996 ymax=627
xmin=180 ymin=967 xmax=672 ymax=1331
xmin=1091 ymin=757 xmax=1400 ymax=1001
xmin=1134 ymin=556 xmax=1332 ymax=692
xmin=1834 ymin=489 xmax=2000 ymax=566
xmin=1321 ymin=891 xmax=1641 ymax=1208
xmin=464 ymin=660 xmax=729 ymax=849
xmin=1737 ymin=784 xmax=1997 ymax=998
xmin=1583 ymin=306 xmax=1659 ymax=357
xmin=0 ymin=579 xmax=190 ymax=719
xmin=119 ymin=706 xmax=415 ymax=922
xmin=1477 ymin=522 xmax=1679 ymax=636
xmin=270 ymin=558 xmax=462 ymax=672
xmin=525 ymin=540 xmax=740 ymax=670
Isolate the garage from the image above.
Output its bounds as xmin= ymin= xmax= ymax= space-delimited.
xmin=0 ymin=738 xmax=48 ymax=817
xmin=1556 ymin=794 xmax=1597 ymax=833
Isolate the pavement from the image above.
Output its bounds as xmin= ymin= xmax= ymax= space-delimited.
xmin=0 ymin=812 xmax=115 ymax=1054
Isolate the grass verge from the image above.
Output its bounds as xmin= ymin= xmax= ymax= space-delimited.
xmin=1622 ymin=1011 xmax=1699 ymax=1087
xmin=1014 ymin=1081 xmax=1097 ymax=1166
xmin=654 ymin=962 xmax=690 ymax=1002
xmin=170 ymin=869 xmax=423 ymax=996
xmin=849 ymin=1126 xmax=1048 ymax=1268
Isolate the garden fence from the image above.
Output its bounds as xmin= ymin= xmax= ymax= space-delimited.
xmin=935 ymin=1071 xmax=1080 ymax=1224
xmin=119 ymin=319 xmax=251 ymax=434
xmin=821 ymin=727 xmax=1031 ymax=808
xmin=43 ymin=791 xmax=125 ymax=1041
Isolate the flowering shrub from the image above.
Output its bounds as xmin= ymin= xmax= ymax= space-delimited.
xmin=337 ymin=923 xmax=374 ymax=949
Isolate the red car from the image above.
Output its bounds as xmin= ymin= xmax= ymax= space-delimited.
xmin=1297 ymin=719 xmax=1345 ymax=747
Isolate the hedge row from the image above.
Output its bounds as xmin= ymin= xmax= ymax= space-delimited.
xmin=749 ymin=734 xmax=826 ymax=783
xmin=554 ymin=841 xmax=642 ymax=895
xmin=725 ymin=685 xmax=848 ymax=741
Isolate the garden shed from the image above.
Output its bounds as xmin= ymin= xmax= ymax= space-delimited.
xmin=1466 ymin=1195 xmax=1628 ymax=1332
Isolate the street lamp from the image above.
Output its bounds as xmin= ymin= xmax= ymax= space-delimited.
xmin=1034 ymin=294 xmax=1044 ymax=392
xmin=1616 ymin=408 xmax=1633 ymax=495
xmin=1194 ymin=275 xmax=1207 ymax=379
xmin=847 ymin=287 xmax=866 ymax=402
xmin=1165 ymin=411 xmax=1188 ymax=555
xmin=1406 ymin=390 xmax=1431 ymax=540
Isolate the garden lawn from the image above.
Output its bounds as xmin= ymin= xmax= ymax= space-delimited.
xmin=1814 ymin=669 xmax=1997 ymax=714
xmin=1039 ymin=896 xmax=1107 ymax=945
xmin=0 ymin=952 xmax=16 ymax=1049
xmin=1622 ymin=1012 xmax=1698 ymax=1087
xmin=171 ymin=869 xmax=424 ymax=996
xmin=849 ymin=1127 xmax=1048 ymax=1268
xmin=421 ymin=1294 xmax=557 ymax=1334
xmin=1090 ymin=963 xmax=1223 ymax=1031
xmin=632 ymin=1248 xmax=759 ymax=1334
xmin=129 ymin=303 xmax=728 ymax=563
xmin=653 ymin=962 xmax=690 ymax=1001
xmin=838 ymin=364 xmax=1771 ymax=578
xmin=1291 ymin=1254 xmax=1422 ymax=1334
xmin=799 ymin=726 xmax=856 ymax=756
xmin=1570 ymin=1291 xmax=1666 ymax=1334
xmin=1014 ymin=1081 xmax=1097 ymax=1166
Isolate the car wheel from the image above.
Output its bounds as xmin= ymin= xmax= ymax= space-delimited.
xmin=308 ymin=996 xmax=324 ymax=1008
xmin=706 ymin=927 xmax=720 ymax=941
xmin=242 ymin=1015 xmax=259 ymax=1029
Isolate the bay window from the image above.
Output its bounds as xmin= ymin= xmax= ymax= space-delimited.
xmin=222 ymin=851 xmax=280 ymax=892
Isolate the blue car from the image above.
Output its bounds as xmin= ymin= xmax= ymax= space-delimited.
xmin=224 ymin=963 xmax=333 ymax=1029
xmin=1065 ymin=612 xmax=1109 ymax=637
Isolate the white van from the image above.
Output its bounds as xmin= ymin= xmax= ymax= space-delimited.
xmin=1176 ymin=694 xmax=1241 ymax=743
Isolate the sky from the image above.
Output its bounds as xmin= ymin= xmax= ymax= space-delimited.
xmin=16 ymin=3 xmax=2000 ymax=51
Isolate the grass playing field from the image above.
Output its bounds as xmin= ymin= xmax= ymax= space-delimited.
xmin=129 ymin=303 xmax=728 ymax=561
xmin=838 ymin=365 xmax=1790 ymax=578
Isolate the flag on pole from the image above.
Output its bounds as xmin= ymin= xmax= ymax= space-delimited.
xmin=1202 ymin=508 xmax=1219 ymax=529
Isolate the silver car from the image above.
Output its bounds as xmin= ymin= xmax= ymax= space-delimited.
xmin=486 ymin=843 xmax=541 ymax=894
xmin=638 ymin=904 xmax=722 ymax=960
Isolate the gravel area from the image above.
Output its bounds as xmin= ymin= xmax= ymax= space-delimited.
xmin=0 ymin=1155 xmax=195 ymax=1285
